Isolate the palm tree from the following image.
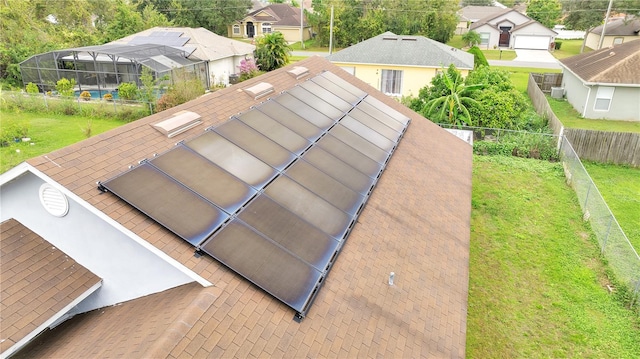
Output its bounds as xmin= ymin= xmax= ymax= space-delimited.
xmin=424 ymin=65 xmax=483 ymax=127
xmin=461 ymin=30 xmax=481 ymax=48
xmin=254 ymin=32 xmax=291 ymax=72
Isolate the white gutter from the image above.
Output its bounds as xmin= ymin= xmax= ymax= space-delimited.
xmin=0 ymin=163 xmax=212 ymax=288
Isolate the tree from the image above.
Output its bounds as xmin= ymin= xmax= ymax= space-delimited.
xmin=103 ymin=0 xmax=145 ymax=42
xmin=462 ymin=30 xmax=481 ymax=47
xmin=423 ymin=65 xmax=483 ymax=127
xmin=526 ymin=0 xmax=562 ymax=28
xmin=254 ymin=32 xmax=291 ymax=71
xmin=562 ymin=0 xmax=640 ymax=30
xmin=465 ymin=66 xmax=529 ymax=129
xmin=169 ymin=0 xmax=252 ymax=35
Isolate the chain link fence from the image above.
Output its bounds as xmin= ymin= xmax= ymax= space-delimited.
xmin=559 ymin=136 xmax=640 ymax=306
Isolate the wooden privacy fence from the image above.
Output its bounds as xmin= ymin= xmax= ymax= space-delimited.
xmin=564 ymin=129 xmax=640 ymax=167
xmin=531 ymin=72 xmax=563 ymax=93
xmin=528 ymin=74 xmax=640 ymax=167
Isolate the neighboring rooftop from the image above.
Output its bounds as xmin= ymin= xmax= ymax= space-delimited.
xmin=327 ymin=31 xmax=474 ymax=69
xmin=0 ymin=219 xmax=102 ymax=358
xmin=591 ymin=16 xmax=640 ymax=36
xmin=246 ymin=3 xmax=307 ymax=27
xmin=560 ymin=39 xmax=640 ymax=84
xmin=113 ymin=26 xmax=255 ymax=61
xmin=458 ymin=5 xmax=505 ymax=22
xmin=14 ymin=56 xmax=472 ymax=358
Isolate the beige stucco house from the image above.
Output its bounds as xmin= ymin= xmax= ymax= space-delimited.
xmin=585 ymin=16 xmax=640 ymax=50
xmin=228 ymin=3 xmax=312 ymax=43
xmin=327 ymin=32 xmax=474 ymax=98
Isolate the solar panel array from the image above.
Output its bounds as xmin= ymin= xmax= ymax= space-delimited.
xmin=129 ymin=32 xmax=193 ymax=57
xmin=100 ymin=71 xmax=410 ymax=318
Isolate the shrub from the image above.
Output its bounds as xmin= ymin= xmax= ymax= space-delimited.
xmin=56 ymin=78 xmax=76 ymax=97
xmin=467 ymin=46 xmax=488 ymax=68
xmin=117 ymin=82 xmax=139 ymax=101
xmin=554 ymin=41 xmax=562 ymax=50
xmin=474 ymin=131 xmax=559 ymax=161
xmin=80 ymin=91 xmax=92 ymax=101
xmin=103 ymin=93 xmax=113 ymax=101
xmin=237 ymin=58 xmax=260 ymax=82
xmin=25 ymin=82 xmax=39 ymax=94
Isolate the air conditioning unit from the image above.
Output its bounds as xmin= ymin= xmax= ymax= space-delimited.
xmin=551 ymin=87 xmax=564 ymax=99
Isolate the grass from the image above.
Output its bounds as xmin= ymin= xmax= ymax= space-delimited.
xmin=582 ymin=162 xmax=640 ymax=251
xmin=468 ymin=155 xmax=640 ymax=358
xmin=553 ymin=39 xmax=592 ymax=59
xmin=489 ymin=66 xmax=561 ymax=94
xmin=547 ymin=97 xmax=640 ymax=133
xmin=0 ymin=111 xmax=126 ymax=173
xmin=482 ymin=49 xmax=517 ymax=60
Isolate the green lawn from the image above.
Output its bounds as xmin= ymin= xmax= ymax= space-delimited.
xmin=582 ymin=162 xmax=640 ymax=251
xmin=468 ymin=155 xmax=640 ymax=358
xmin=547 ymin=97 xmax=640 ymax=133
xmin=483 ymin=49 xmax=517 ymax=60
xmin=553 ymin=39 xmax=592 ymax=59
xmin=0 ymin=111 xmax=126 ymax=173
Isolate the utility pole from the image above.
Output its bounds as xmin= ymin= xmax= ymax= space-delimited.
xmin=598 ymin=0 xmax=614 ymax=50
xmin=329 ymin=5 xmax=334 ymax=54
xmin=300 ymin=0 xmax=305 ymax=49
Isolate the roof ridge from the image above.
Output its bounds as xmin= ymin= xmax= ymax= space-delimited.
xmin=146 ymin=286 xmax=220 ymax=356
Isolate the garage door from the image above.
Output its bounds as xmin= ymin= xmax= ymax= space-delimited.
xmin=514 ymin=35 xmax=550 ymax=50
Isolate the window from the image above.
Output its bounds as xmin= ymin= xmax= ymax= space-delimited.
xmin=480 ymin=32 xmax=490 ymax=46
xmin=340 ymin=66 xmax=355 ymax=75
xmin=594 ymin=86 xmax=614 ymax=111
xmin=262 ymin=23 xmax=272 ymax=34
xmin=233 ymin=24 xmax=241 ymax=35
xmin=613 ymin=37 xmax=624 ymax=45
xmin=381 ymin=69 xmax=403 ymax=96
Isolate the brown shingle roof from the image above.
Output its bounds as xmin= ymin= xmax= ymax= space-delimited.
xmin=248 ymin=3 xmax=306 ymax=27
xmin=560 ymin=39 xmax=640 ymax=84
xmin=0 ymin=219 xmax=101 ymax=357
xmin=18 ymin=56 xmax=472 ymax=358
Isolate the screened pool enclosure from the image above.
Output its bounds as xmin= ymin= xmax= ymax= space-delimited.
xmin=20 ymin=43 xmax=209 ymax=97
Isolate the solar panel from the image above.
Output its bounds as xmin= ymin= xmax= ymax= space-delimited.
xmin=149 ymin=145 xmax=256 ymax=214
xmin=237 ymin=195 xmax=340 ymax=270
xmin=287 ymin=87 xmax=345 ymax=121
xmin=315 ymin=135 xmax=382 ymax=178
xmin=264 ymin=176 xmax=352 ymax=239
xmin=200 ymin=220 xmax=323 ymax=313
xmin=257 ymin=101 xmax=323 ymax=140
xmin=184 ymin=131 xmax=277 ymax=188
xmin=273 ymin=93 xmax=335 ymax=130
xmin=151 ymin=31 xmax=183 ymax=37
xmin=235 ymin=111 xmax=311 ymax=154
xmin=213 ymin=120 xmax=295 ymax=171
xmin=100 ymin=70 xmax=411 ymax=319
xmin=284 ymin=161 xmax=365 ymax=216
xmin=100 ymin=163 xmax=228 ymax=246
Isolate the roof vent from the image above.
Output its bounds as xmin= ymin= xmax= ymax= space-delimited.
xmin=39 ymin=183 xmax=69 ymax=217
xmin=401 ymin=37 xmax=417 ymax=41
xmin=152 ymin=111 xmax=202 ymax=138
xmin=383 ymin=36 xmax=398 ymax=41
xmin=287 ymin=66 xmax=309 ymax=79
xmin=243 ymin=82 xmax=274 ymax=100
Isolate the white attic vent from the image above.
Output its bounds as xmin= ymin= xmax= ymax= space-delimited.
xmin=39 ymin=183 xmax=69 ymax=217
xmin=152 ymin=110 xmax=202 ymax=138
xmin=287 ymin=66 xmax=309 ymax=79
xmin=243 ymin=82 xmax=274 ymax=100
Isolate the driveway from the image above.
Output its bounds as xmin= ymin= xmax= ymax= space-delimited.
xmin=514 ymin=49 xmax=558 ymax=63
xmin=489 ymin=49 xmax=561 ymax=69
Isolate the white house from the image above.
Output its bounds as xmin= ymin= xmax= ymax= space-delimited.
xmin=470 ymin=9 xmax=557 ymax=50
